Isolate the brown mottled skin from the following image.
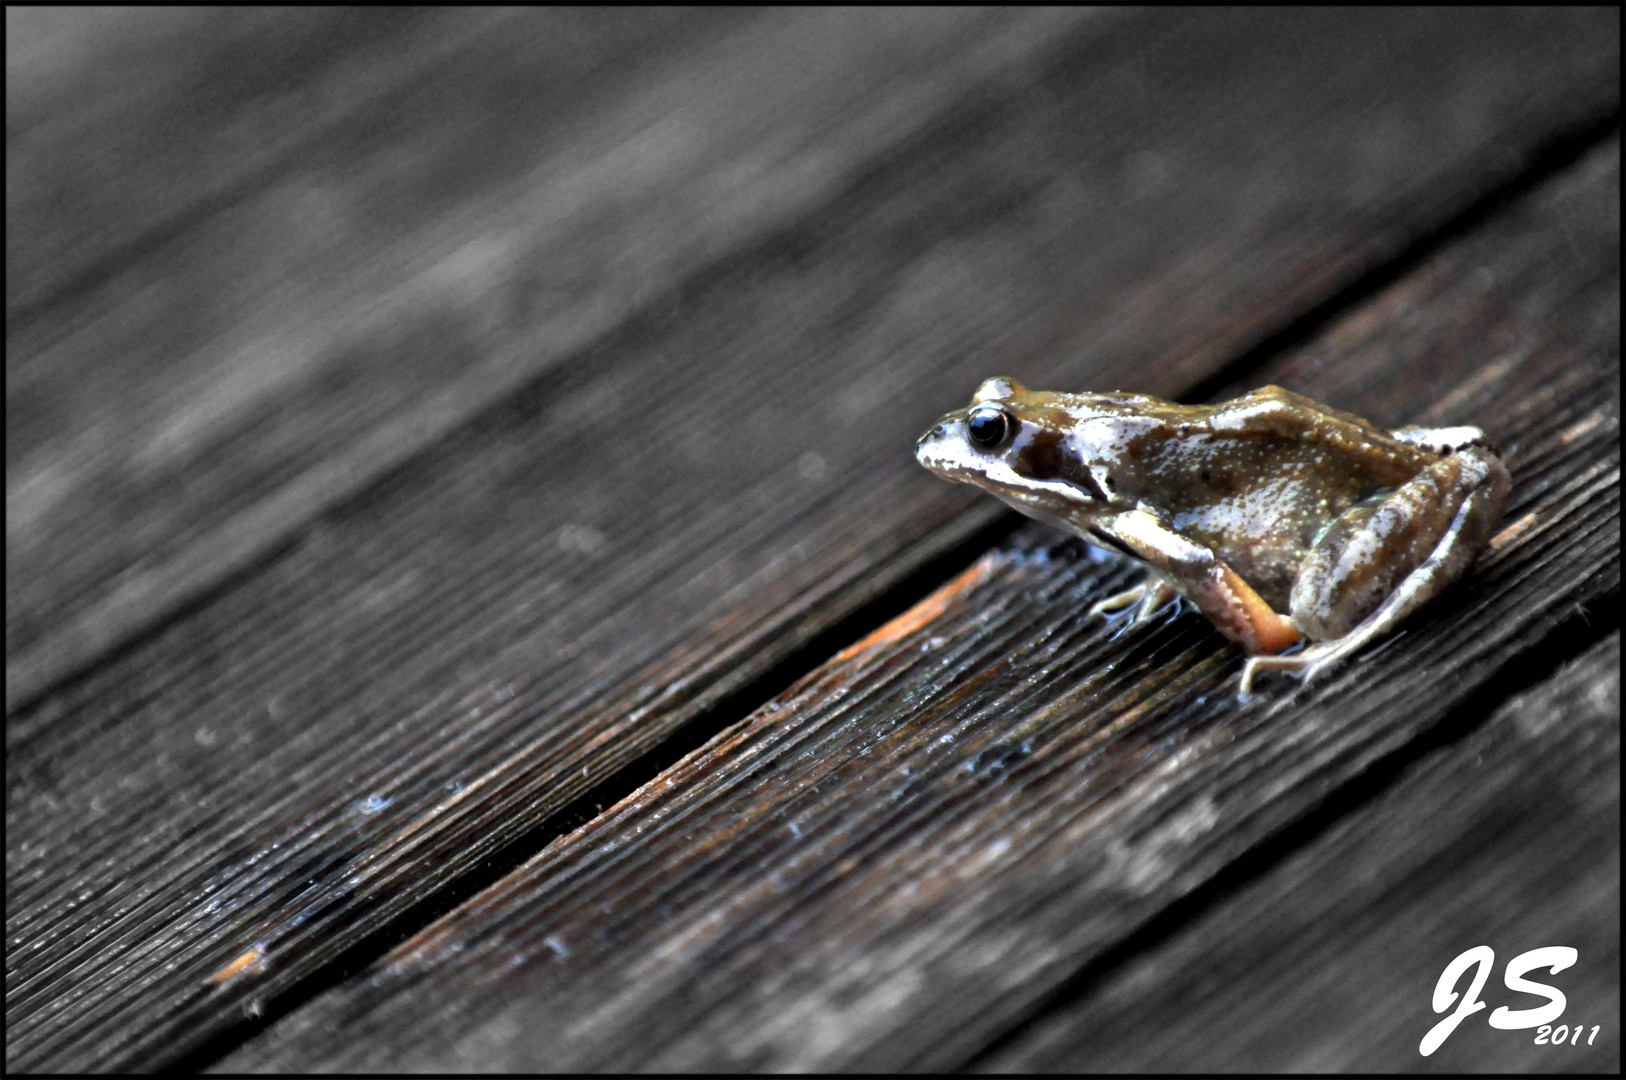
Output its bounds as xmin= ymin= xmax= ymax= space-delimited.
xmin=916 ymin=378 xmax=1510 ymax=695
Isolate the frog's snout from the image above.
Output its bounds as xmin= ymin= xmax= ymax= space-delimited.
xmin=915 ymin=422 xmax=953 ymax=469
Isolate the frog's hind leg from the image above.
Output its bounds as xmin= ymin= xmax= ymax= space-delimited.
xmin=1241 ymin=446 xmax=1510 ymax=696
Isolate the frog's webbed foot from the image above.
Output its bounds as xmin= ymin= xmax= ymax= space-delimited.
xmin=1089 ymin=577 xmax=1180 ymax=625
xmin=1238 ymin=637 xmax=1364 ymax=698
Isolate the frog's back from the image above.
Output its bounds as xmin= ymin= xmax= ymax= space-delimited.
xmin=1101 ymin=387 xmax=1435 ymax=611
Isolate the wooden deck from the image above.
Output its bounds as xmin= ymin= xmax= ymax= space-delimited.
xmin=6 ymin=9 xmax=1619 ymax=1072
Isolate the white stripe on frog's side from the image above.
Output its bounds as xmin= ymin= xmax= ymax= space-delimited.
xmin=1389 ymin=425 xmax=1487 ymax=456
xmin=917 ymin=426 xmax=1102 ymax=508
xmin=979 ymin=459 xmax=1098 ymax=508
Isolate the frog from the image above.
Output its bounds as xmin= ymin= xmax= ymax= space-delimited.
xmin=915 ymin=377 xmax=1510 ymax=696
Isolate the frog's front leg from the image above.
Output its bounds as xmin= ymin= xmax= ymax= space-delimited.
xmin=1097 ymin=507 xmax=1304 ymax=654
xmin=1242 ymin=444 xmax=1510 ymax=695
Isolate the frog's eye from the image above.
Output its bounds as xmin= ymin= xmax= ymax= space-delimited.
xmin=966 ymin=405 xmax=1014 ymax=450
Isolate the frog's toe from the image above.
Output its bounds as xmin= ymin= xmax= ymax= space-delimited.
xmin=1239 ymin=653 xmax=1302 ymax=698
xmin=1092 ymin=578 xmax=1181 ymax=622
xmin=1088 ymin=585 xmax=1148 ymax=620
xmin=1131 ymin=579 xmax=1182 ymax=623
xmin=1238 ymin=639 xmax=1359 ymax=698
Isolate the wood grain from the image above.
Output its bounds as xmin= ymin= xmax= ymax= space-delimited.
xmin=5 ymin=6 xmax=1105 ymax=710
xmin=6 ymin=11 xmax=1618 ymax=1072
xmin=6 ymin=8 xmax=532 ymax=319
xmin=216 ymin=138 xmax=1620 ymax=1072
xmin=976 ymin=634 xmax=1620 ymax=1073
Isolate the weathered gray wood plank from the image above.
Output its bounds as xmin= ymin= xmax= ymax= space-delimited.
xmin=6 ymin=11 xmax=1618 ymax=1072
xmin=6 ymin=6 xmax=1104 ymax=710
xmin=215 ymin=138 xmax=1620 ymax=1073
xmin=976 ymin=634 xmax=1620 ymax=1074
xmin=6 ymin=8 xmax=540 ymax=320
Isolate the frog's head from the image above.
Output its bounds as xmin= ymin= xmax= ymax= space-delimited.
xmin=915 ymin=376 xmax=1120 ymax=526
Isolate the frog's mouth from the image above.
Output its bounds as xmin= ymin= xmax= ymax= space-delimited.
xmin=915 ymin=421 xmax=1098 ymax=510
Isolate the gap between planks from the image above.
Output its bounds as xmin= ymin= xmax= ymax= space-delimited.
xmin=9 ymin=14 xmax=1612 ymax=1060
xmin=175 ymin=124 xmax=1623 ymax=1073
xmin=963 ymin=599 xmax=1621 ymax=1071
xmin=212 ymin=364 xmax=1620 ymax=1071
xmin=4 ymin=7 xmax=1108 ymax=716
